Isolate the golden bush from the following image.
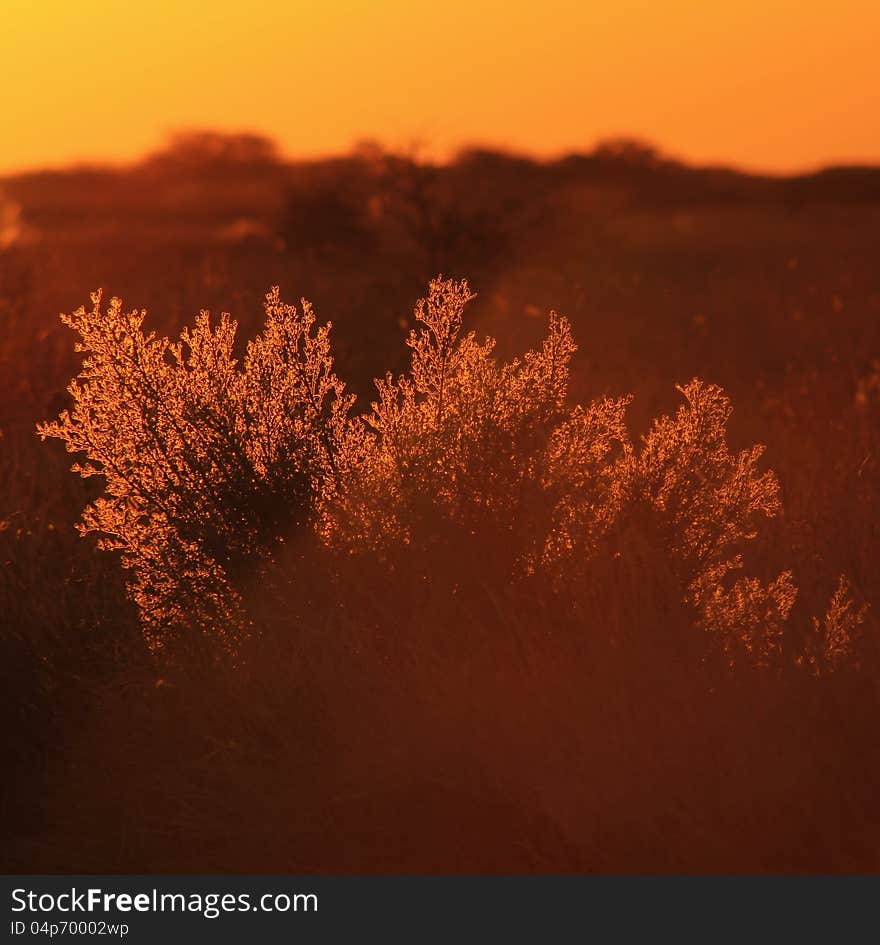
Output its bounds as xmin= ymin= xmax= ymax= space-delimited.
xmin=41 ymin=278 xmax=866 ymax=667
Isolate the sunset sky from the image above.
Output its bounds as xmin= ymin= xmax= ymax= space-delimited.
xmin=3 ymin=0 xmax=879 ymax=174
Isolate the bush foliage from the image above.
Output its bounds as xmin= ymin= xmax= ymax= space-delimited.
xmin=39 ymin=278 xmax=864 ymax=672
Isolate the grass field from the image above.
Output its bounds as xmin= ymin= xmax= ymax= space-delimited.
xmin=2 ymin=137 xmax=879 ymax=871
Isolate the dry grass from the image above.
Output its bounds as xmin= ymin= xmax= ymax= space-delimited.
xmin=2 ymin=143 xmax=879 ymax=871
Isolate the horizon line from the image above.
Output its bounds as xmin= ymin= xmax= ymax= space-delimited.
xmin=3 ymin=131 xmax=880 ymax=180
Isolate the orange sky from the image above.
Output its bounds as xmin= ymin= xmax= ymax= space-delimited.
xmin=2 ymin=0 xmax=879 ymax=174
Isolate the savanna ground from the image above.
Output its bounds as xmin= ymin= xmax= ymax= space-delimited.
xmin=2 ymin=134 xmax=879 ymax=871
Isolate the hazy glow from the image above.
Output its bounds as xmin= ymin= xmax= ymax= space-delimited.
xmin=3 ymin=0 xmax=879 ymax=173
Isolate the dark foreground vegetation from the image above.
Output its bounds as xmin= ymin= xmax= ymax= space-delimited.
xmin=2 ymin=134 xmax=879 ymax=871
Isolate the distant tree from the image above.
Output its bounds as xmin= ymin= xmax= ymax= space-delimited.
xmin=365 ymin=146 xmax=546 ymax=276
xmin=281 ymin=144 xmax=547 ymax=275
xmin=142 ymin=130 xmax=281 ymax=174
xmin=592 ymin=137 xmax=664 ymax=167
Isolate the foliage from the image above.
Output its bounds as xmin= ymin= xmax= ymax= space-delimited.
xmin=40 ymin=278 xmax=868 ymax=670
xmin=38 ymin=288 xmax=353 ymax=647
xmin=811 ymin=574 xmax=870 ymax=672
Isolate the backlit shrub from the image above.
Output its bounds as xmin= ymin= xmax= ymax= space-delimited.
xmin=41 ymin=278 xmax=866 ymax=667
